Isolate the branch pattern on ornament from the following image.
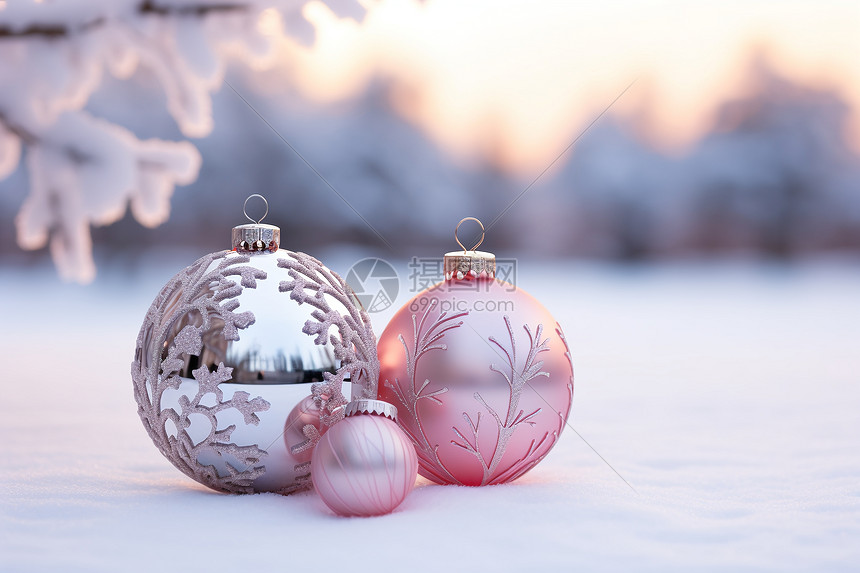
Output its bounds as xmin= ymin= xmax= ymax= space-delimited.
xmin=450 ymin=316 xmax=559 ymax=485
xmin=556 ymin=323 xmax=575 ymax=420
xmin=383 ymin=299 xmax=468 ymax=485
xmin=131 ymin=251 xmax=270 ymax=493
xmin=277 ymin=251 xmax=379 ymax=451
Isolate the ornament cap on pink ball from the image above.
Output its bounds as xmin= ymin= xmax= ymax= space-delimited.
xmin=311 ymin=399 xmax=418 ymax=517
xmin=443 ymin=216 xmax=497 ymax=280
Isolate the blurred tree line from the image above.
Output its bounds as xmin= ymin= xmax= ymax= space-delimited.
xmin=2 ymin=57 xmax=858 ymax=265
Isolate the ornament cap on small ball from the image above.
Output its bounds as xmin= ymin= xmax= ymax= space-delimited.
xmin=311 ymin=399 xmax=418 ymax=517
xmin=376 ymin=217 xmax=575 ymax=487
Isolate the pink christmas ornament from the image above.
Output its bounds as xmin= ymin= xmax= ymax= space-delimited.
xmin=377 ymin=218 xmax=574 ymax=486
xmin=311 ymin=399 xmax=418 ymax=517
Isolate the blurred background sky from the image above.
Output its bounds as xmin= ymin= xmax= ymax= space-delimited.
xmin=1 ymin=0 xmax=859 ymax=272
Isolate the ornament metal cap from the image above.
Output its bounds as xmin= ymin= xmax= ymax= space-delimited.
xmin=444 ymin=217 xmax=496 ymax=280
xmin=343 ymin=399 xmax=398 ymax=422
xmin=232 ymin=194 xmax=280 ymax=252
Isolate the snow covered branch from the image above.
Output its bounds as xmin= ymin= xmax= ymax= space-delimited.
xmin=0 ymin=0 xmax=364 ymax=282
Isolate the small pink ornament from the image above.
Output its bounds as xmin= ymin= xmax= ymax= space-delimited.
xmin=311 ymin=399 xmax=417 ymax=517
xmin=377 ymin=218 xmax=574 ymax=486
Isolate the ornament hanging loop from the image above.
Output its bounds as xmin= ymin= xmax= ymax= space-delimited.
xmin=233 ymin=195 xmax=279 ymax=252
xmin=243 ymin=194 xmax=269 ymax=224
xmin=445 ymin=217 xmax=495 ymax=280
xmin=455 ymin=217 xmax=485 ymax=253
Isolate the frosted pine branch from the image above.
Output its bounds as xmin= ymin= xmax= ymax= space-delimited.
xmin=0 ymin=0 xmax=364 ymax=282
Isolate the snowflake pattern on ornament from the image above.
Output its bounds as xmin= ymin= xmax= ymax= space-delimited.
xmin=277 ymin=251 xmax=379 ymax=453
xmin=131 ymin=251 xmax=269 ymax=493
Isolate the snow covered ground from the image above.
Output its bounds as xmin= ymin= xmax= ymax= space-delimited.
xmin=1 ymin=254 xmax=858 ymax=572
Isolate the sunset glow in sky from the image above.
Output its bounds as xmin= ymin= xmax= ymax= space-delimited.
xmin=260 ymin=0 xmax=860 ymax=172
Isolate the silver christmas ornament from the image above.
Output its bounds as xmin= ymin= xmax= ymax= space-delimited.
xmin=131 ymin=195 xmax=378 ymax=494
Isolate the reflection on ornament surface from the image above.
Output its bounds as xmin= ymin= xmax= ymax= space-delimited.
xmin=283 ymin=395 xmax=328 ymax=464
xmin=377 ymin=278 xmax=574 ymax=486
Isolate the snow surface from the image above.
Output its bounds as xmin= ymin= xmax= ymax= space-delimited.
xmin=1 ymin=256 xmax=859 ymax=572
